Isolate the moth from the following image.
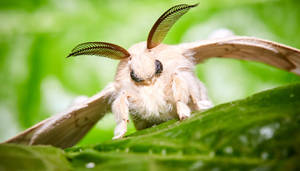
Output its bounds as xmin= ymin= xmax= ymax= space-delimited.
xmin=5 ymin=4 xmax=300 ymax=148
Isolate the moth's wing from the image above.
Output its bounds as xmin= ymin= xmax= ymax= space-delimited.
xmin=180 ymin=36 xmax=300 ymax=75
xmin=4 ymin=83 xmax=116 ymax=149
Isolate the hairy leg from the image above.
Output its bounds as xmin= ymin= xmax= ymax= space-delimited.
xmin=112 ymin=91 xmax=129 ymax=139
xmin=177 ymin=71 xmax=213 ymax=111
xmin=187 ymin=73 xmax=213 ymax=111
xmin=172 ymin=72 xmax=191 ymax=120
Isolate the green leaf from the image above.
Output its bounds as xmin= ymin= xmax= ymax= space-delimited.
xmin=1 ymin=83 xmax=300 ymax=170
xmin=0 ymin=144 xmax=72 ymax=171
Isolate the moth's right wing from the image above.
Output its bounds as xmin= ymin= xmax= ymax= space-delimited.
xmin=4 ymin=83 xmax=116 ymax=149
xmin=180 ymin=36 xmax=300 ymax=75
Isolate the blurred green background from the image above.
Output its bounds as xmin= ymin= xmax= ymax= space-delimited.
xmin=0 ymin=0 xmax=300 ymax=145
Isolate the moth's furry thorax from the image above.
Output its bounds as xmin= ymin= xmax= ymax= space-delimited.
xmin=114 ymin=42 xmax=196 ymax=126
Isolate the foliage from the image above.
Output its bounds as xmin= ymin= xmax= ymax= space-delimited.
xmin=0 ymin=144 xmax=72 ymax=171
xmin=1 ymin=83 xmax=300 ymax=170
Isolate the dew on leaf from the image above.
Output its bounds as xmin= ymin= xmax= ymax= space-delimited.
xmin=190 ymin=161 xmax=203 ymax=170
xmin=224 ymin=146 xmax=233 ymax=154
xmin=85 ymin=162 xmax=95 ymax=169
xmin=259 ymin=126 xmax=274 ymax=139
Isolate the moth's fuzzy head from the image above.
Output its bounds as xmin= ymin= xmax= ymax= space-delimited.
xmin=128 ymin=42 xmax=163 ymax=85
xmin=67 ymin=4 xmax=197 ymax=86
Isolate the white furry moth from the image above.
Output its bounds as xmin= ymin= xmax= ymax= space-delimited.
xmin=4 ymin=4 xmax=300 ymax=148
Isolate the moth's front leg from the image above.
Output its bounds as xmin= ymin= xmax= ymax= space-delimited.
xmin=112 ymin=91 xmax=129 ymax=139
xmin=191 ymin=80 xmax=213 ymax=111
xmin=172 ymin=72 xmax=191 ymax=120
xmin=178 ymin=71 xmax=213 ymax=111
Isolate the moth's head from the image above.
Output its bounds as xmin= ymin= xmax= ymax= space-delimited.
xmin=67 ymin=4 xmax=197 ymax=85
xmin=127 ymin=42 xmax=163 ymax=85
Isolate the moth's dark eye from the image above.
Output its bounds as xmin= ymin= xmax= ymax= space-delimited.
xmin=130 ymin=70 xmax=143 ymax=82
xmin=155 ymin=60 xmax=163 ymax=74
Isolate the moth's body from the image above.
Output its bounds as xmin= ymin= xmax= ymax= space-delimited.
xmin=5 ymin=4 xmax=300 ymax=148
xmin=112 ymin=42 xmax=211 ymax=137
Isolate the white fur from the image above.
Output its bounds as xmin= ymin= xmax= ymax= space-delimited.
xmin=128 ymin=77 xmax=175 ymax=122
xmin=112 ymin=43 xmax=212 ymax=137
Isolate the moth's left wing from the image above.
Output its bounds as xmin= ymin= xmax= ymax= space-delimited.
xmin=180 ymin=36 xmax=300 ymax=75
xmin=4 ymin=83 xmax=116 ymax=148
